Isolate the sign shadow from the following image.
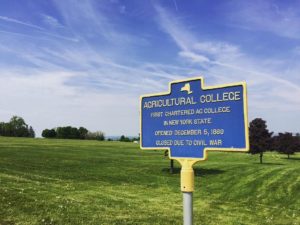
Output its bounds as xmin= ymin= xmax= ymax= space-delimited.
xmin=161 ymin=167 xmax=224 ymax=177
xmin=252 ymin=162 xmax=284 ymax=165
xmin=283 ymin=157 xmax=300 ymax=161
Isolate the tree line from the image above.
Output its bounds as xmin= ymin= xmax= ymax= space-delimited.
xmin=166 ymin=118 xmax=300 ymax=173
xmin=117 ymin=135 xmax=140 ymax=142
xmin=1 ymin=116 xmax=299 ymax=162
xmin=0 ymin=116 xmax=35 ymax=137
xmin=0 ymin=116 xmax=140 ymax=141
xmin=42 ymin=127 xmax=105 ymax=140
xmin=249 ymin=118 xmax=300 ymax=163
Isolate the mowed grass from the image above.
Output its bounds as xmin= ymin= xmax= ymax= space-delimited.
xmin=0 ymin=137 xmax=299 ymax=225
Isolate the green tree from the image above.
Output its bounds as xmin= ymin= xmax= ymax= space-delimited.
xmin=2 ymin=122 xmax=13 ymax=136
xmin=42 ymin=129 xmax=57 ymax=138
xmin=9 ymin=116 xmax=29 ymax=137
xmin=295 ymin=133 xmax=300 ymax=153
xmin=56 ymin=126 xmax=76 ymax=139
xmin=0 ymin=116 xmax=35 ymax=138
xmin=249 ymin=118 xmax=273 ymax=164
xmin=119 ymin=135 xmax=130 ymax=142
xmin=69 ymin=127 xmax=80 ymax=139
xmin=94 ymin=131 xmax=105 ymax=141
xmin=85 ymin=131 xmax=105 ymax=141
xmin=131 ymin=134 xmax=140 ymax=142
xmin=273 ymin=133 xmax=298 ymax=159
xmin=78 ymin=127 xmax=88 ymax=139
xmin=0 ymin=122 xmax=5 ymax=136
xmin=28 ymin=126 xmax=35 ymax=138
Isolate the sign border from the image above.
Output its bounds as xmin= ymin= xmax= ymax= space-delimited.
xmin=140 ymin=76 xmax=249 ymax=162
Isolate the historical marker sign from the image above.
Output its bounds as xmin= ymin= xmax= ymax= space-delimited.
xmin=140 ymin=77 xmax=249 ymax=160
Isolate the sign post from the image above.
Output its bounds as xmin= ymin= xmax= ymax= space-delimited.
xmin=140 ymin=77 xmax=249 ymax=224
xmin=181 ymin=159 xmax=196 ymax=225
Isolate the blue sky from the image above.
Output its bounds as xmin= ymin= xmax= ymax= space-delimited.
xmin=0 ymin=0 xmax=300 ymax=136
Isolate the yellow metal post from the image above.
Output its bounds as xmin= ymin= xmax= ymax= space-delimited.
xmin=179 ymin=159 xmax=197 ymax=192
xmin=178 ymin=159 xmax=198 ymax=225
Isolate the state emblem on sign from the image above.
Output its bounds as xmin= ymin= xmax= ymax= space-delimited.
xmin=181 ymin=83 xmax=193 ymax=94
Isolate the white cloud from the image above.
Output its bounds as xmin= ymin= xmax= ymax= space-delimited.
xmin=154 ymin=4 xmax=300 ymax=133
xmin=154 ymin=5 xmax=196 ymax=51
xmin=1 ymin=1 xmax=299 ymax=137
xmin=0 ymin=69 xmax=140 ymax=136
xmin=194 ymin=42 xmax=241 ymax=58
xmin=0 ymin=15 xmax=44 ymax=30
xmin=53 ymin=0 xmax=147 ymax=46
xmin=179 ymin=51 xmax=210 ymax=63
xmin=0 ymin=2 xmax=185 ymax=138
xmin=226 ymin=1 xmax=300 ymax=39
xmin=42 ymin=15 xmax=64 ymax=28
xmin=0 ymin=14 xmax=189 ymax=136
xmin=0 ymin=16 xmax=78 ymax=42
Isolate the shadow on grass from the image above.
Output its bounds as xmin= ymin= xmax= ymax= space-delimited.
xmin=282 ymin=158 xmax=300 ymax=161
xmin=161 ymin=167 xmax=224 ymax=177
xmin=253 ymin=162 xmax=284 ymax=166
xmin=0 ymin=220 xmax=14 ymax=225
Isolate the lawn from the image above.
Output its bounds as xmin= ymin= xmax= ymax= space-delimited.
xmin=0 ymin=137 xmax=299 ymax=225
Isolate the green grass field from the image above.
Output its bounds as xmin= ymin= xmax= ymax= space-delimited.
xmin=0 ymin=137 xmax=299 ymax=225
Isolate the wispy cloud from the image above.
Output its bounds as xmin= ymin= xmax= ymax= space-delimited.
xmin=179 ymin=51 xmax=210 ymax=63
xmin=42 ymin=14 xmax=64 ymax=28
xmin=0 ymin=15 xmax=44 ymax=30
xmin=154 ymin=5 xmax=196 ymax=51
xmin=0 ymin=69 xmax=139 ymax=136
xmin=0 ymin=0 xmax=299 ymax=136
xmin=0 ymin=2 xmax=191 ymax=136
xmin=225 ymin=1 xmax=300 ymax=39
xmin=0 ymin=15 xmax=78 ymax=42
xmin=154 ymin=4 xmax=300 ymax=132
xmin=53 ymin=0 xmax=148 ymax=46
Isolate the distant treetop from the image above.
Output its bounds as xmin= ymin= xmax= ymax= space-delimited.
xmin=0 ymin=116 xmax=35 ymax=138
xmin=42 ymin=126 xmax=105 ymax=141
